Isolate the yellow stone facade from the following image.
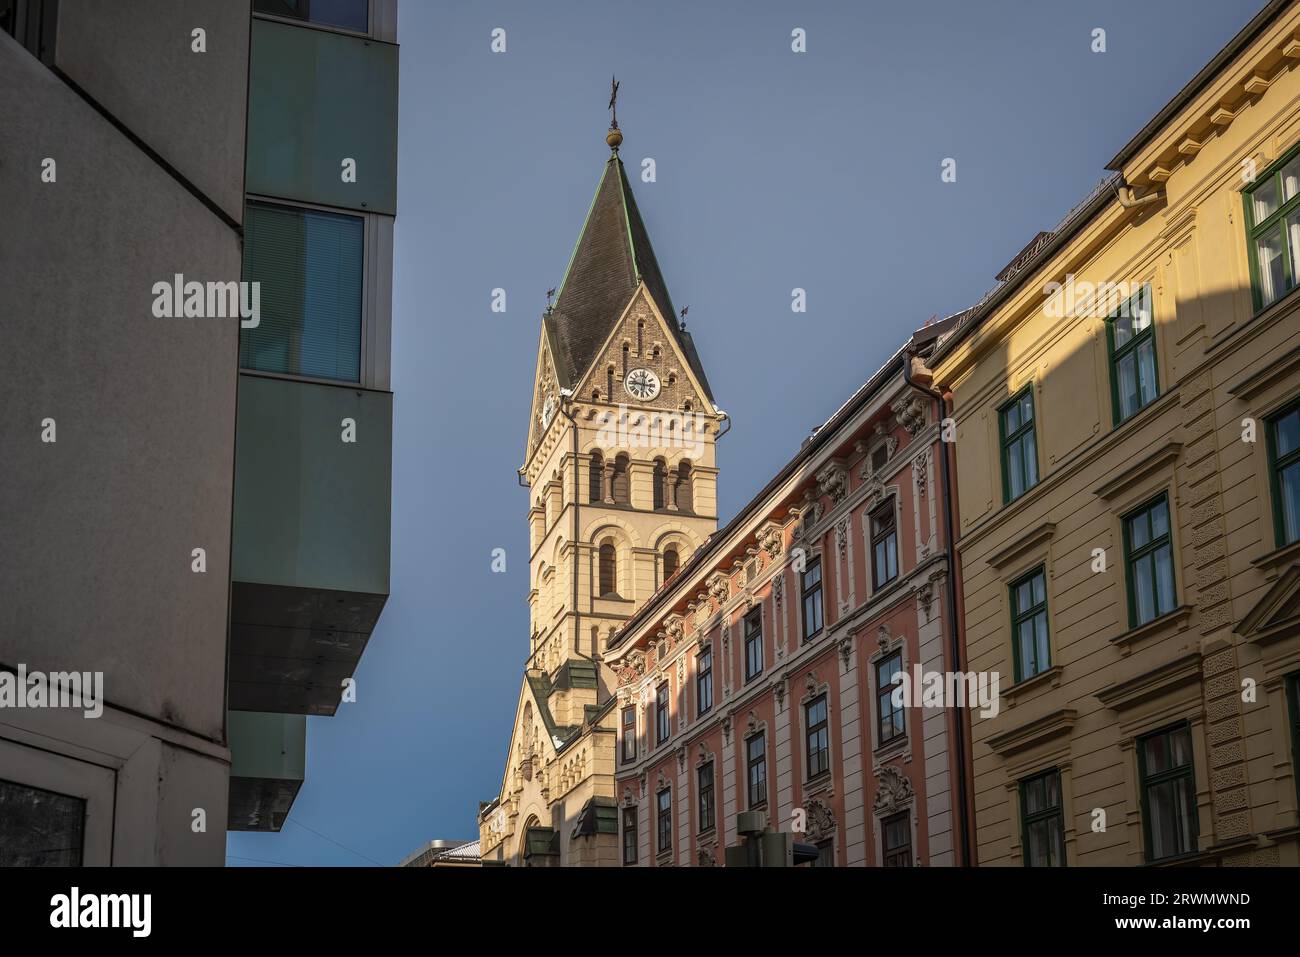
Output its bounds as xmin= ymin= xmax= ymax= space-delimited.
xmin=480 ymin=148 xmax=725 ymax=864
xmin=930 ymin=2 xmax=1300 ymax=866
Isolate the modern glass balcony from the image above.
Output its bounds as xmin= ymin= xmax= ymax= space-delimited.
xmin=227 ymin=710 xmax=306 ymax=832
xmin=229 ymin=372 xmax=391 ymax=716
xmin=246 ymin=17 xmax=398 ymax=214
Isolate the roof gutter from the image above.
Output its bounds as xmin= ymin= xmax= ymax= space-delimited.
xmin=901 ymin=350 xmax=974 ymax=867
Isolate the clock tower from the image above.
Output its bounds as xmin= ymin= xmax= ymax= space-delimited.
xmin=481 ymin=110 xmax=724 ymax=865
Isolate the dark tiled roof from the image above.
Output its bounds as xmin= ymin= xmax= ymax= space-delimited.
xmin=551 ymin=154 xmax=714 ymax=402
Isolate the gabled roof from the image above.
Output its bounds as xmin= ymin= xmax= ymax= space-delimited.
xmin=548 ymin=153 xmax=714 ymax=402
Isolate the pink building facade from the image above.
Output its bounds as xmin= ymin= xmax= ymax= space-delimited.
xmin=606 ymin=322 xmax=974 ymax=866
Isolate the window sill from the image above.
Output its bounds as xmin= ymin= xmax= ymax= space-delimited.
xmin=1004 ymin=665 xmax=1063 ymax=707
xmin=874 ymin=736 xmax=908 ymax=761
xmin=1252 ymin=538 xmax=1300 ymax=577
xmin=1109 ymin=605 xmax=1194 ymax=655
xmin=803 ymin=772 xmax=834 ymax=797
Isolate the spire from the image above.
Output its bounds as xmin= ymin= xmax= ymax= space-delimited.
xmin=545 ymin=89 xmax=714 ymax=402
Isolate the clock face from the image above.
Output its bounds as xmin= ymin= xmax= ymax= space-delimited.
xmin=541 ymin=395 xmax=557 ymax=428
xmin=625 ymin=368 xmax=661 ymax=401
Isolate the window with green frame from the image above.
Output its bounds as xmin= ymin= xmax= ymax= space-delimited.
xmin=1010 ymin=566 xmax=1050 ymax=682
xmin=1267 ymin=400 xmax=1300 ymax=547
xmin=1137 ymin=724 xmax=1198 ymax=861
xmin=1105 ymin=284 xmax=1158 ymax=424
xmin=999 ymin=387 xmax=1039 ymax=503
xmin=1123 ymin=494 xmax=1176 ymax=627
xmin=1244 ymin=146 xmax=1300 ymax=310
xmin=1020 ymin=769 xmax=1066 ymax=867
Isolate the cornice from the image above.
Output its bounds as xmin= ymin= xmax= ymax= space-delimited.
xmin=1092 ymin=439 xmax=1183 ymax=501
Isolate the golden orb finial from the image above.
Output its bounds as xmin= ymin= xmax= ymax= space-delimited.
xmin=606 ymin=128 xmax=623 ymax=150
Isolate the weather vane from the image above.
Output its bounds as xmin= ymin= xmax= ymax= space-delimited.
xmin=608 ymin=75 xmax=620 ymax=130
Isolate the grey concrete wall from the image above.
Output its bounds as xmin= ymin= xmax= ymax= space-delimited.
xmin=0 ymin=32 xmax=238 ymax=742
xmin=1 ymin=704 xmax=230 ymax=865
xmin=54 ymin=0 xmax=249 ymax=223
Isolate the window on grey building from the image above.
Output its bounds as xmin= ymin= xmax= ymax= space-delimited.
xmin=241 ymin=201 xmax=364 ymax=383
xmin=254 ymin=0 xmax=370 ymax=32
xmin=0 ymin=779 xmax=85 ymax=867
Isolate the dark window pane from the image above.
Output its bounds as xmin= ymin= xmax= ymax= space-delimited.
xmin=0 ymin=779 xmax=85 ymax=867
xmin=254 ymin=0 xmax=369 ymax=32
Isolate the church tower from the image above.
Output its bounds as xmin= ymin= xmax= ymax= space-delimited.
xmin=479 ymin=101 xmax=723 ymax=865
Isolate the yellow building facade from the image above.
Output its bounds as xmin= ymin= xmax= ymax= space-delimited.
xmin=931 ymin=0 xmax=1300 ymax=866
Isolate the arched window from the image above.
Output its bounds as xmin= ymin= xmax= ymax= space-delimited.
xmin=664 ymin=546 xmax=679 ymax=580
xmin=637 ymin=321 xmax=644 ymax=355
xmin=589 ymin=452 xmax=605 ymax=502
xmin=674 ymin=460 xmax=693 ymax=513
xmin=622 ymin=343 xmax=629 ymax=375
xmin=607 ymin=366 xmax=615 ymax=401
xmin=599 ymin=541 xmax=618 ymax=597
xmin=611 ymin=453 xmax=630 ymax=504
xmin=653 ymin=457 xmax=668 ymax=510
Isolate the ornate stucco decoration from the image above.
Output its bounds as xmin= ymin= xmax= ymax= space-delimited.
xmin=917 ymin=582 xmax=934 ymax=622
xmin=815 ymin=460 xmax=849 ymax=504
xmin=877 ymin=624 xmax=890 ymax=650
xmin=835 ymin=517 xmax=850 ymax=560
xmin=722 ymin=715 xmax=732 ymax=745
xmin=664 ymin=614 xmax=684 ymax=644
xmin=862 ymin=472 xmax=886 ymax=508
xmin=758 ymin=522 xmax=784 ymax=558
xmin=697 ymin=845 xmax=717 ymax=867
xmin=746 ymin=710 xmax=757 ymax=733
xmin=892 ymin=396 xmax=926 ymax=436
xmin=804 ymin=797 xmax=837 ymax=843
xmin=616 ymin=649 xmax=647 ymax=687
xmin=874 ymin=765 xmax=914 ymax=815
xmin=707 ymin=572 xmax=730 ymax=604
xmin=914 ymin=447 xmax=931 ymax=499
xmin=774 ymin=679 xmax=786 ymax=710
xmin=697 ymin=742 xmax=709 ymax=766
xmin=676 ymin=747 xmax=686 ymax=771
xmin=838 ymin=637 xmax=853 ymax=671
xmin=693 ymin=599 xmax=712 ymax=630
xmin=773 ymin=574 xmax=784 ymax=613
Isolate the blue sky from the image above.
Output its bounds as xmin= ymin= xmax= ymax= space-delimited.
xmin=227 ymin=0 xmax=1263 ymax=866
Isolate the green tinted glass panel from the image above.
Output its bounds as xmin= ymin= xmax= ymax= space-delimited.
xmin=241 ymin=203 xmax=363 ymax=382
xmin=247 ymin=18 xmax=398 ymax=213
